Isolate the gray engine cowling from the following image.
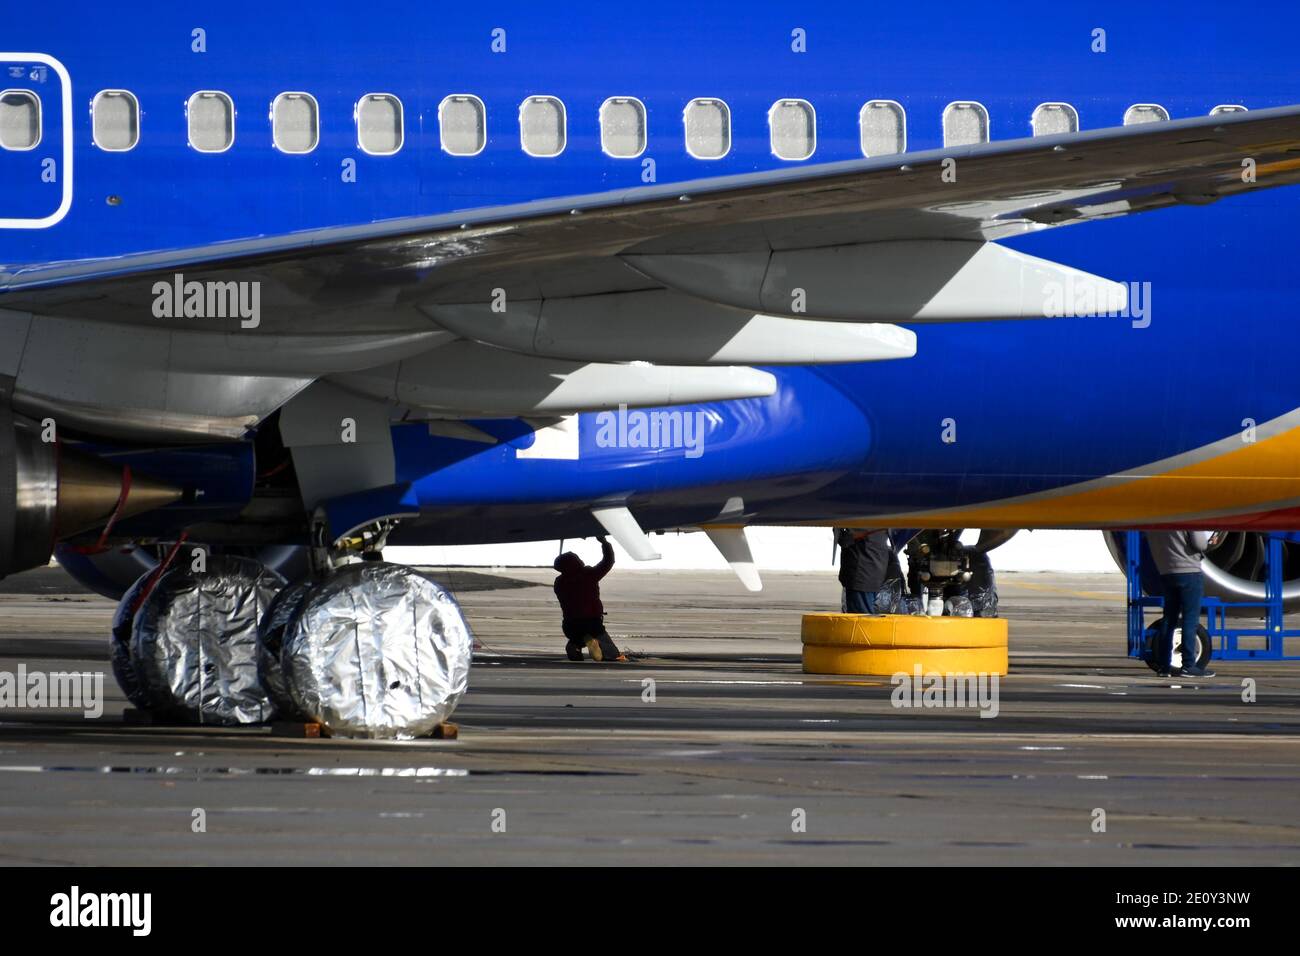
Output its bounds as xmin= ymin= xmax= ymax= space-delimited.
xmin=0 ymin=409 xmax=57 ymax=579
xmin=1104 ymin=530 xmax=1300 ymax=612
xmin=1 ymin=402 xmax=181 ymax=580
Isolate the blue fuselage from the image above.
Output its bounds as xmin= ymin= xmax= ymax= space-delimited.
xmin=3 ymin=2 xmax=1299 ymax=543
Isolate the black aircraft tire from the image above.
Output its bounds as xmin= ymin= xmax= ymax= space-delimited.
xmin=1144 ymin=622 xmax=1211 ymax=672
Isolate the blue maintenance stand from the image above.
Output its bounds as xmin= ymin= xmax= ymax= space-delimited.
xmin=1124 ymin=530 xmax=1300 ymax=662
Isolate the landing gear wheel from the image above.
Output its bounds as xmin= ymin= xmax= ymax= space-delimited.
xmin=1141 ymin=622 xmax=1211 ymax=673
xmin=110 ymin=570 xmax=158 ymax=710
xmin=127 ymin=555 xmax=285 ymax=724
xmin=282 ymin=562 xmax=473 ymax=739
xmin=256 ymin=578 xmax=315 ymax=718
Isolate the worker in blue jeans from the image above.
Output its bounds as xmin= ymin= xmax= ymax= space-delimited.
xmin=837 ymin=528 xmax=892 ymax=613
xmin=1145 ymin=530 xmax=1217 ymax=678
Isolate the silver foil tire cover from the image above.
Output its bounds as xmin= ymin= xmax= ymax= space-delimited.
xmin=110 ymin=568 xmax=159 ymax=710
xmin=131 ymin=555 xmax=285 ymax=724
xmin=283 ymin=563 xmax=474 ymax=739
xmin=257 ymin=579 xmax=314 ymax=718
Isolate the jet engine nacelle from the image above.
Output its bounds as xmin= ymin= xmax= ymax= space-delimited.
xmin=0 ymin=411 xmax=57 ymax=578
xmin=1104 ymin=530 xmax=1300 ymax=613
xmin=0 ymin=407 xmax=181 ymax=579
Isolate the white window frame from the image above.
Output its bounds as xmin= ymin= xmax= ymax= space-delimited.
xmin=186 ymin=90 xmax=235 ymax=153
xmin=271 ymin=91 xmax=320 ymax=155
xmin=858 ymin=99 xmax=906 ymax=157
xmin=438 ymin=93 xmax=487 ymax=157
xmin=942 ymin=100 xmax=990 ymax=147
xmin=768 ymin=98 xmax=816 ymax=161
xmin=1030 ymin=101 xmax=1079 ymax=137
xmin=683 ymin=97 xmax=731 ymax=160
xmin=1123 ymin=103 xmax=1170 ymax=125
xmin=599 ymin=95 xmax=647 ymax=159
xmin=91 ymin=89 xmax=139 ymax=152
xmin=518 ymin=94 xmax=566 ymax=158
xmin=0 ymin=88 xmax=41 ymax=151
xmin=1210 ymin=104 xmax=1248 ymax=115
xmin=355 ymin=92 xmax=404 ymax=156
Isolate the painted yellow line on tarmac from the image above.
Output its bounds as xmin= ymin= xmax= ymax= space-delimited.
xmin=1000 ymin=579 xmax=1119 ymax=601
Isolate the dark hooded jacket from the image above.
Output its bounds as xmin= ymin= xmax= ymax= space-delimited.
xmin=837 ymin=529 xmax=893 ymax=592
xmin=553 ymin=540 xmax=615 ymax=619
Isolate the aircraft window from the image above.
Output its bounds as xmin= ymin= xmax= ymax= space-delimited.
xmin=769 ymin=98 xmax=815 ymax=160
xmin=356 ymin=94 xmax=404 ymax=155
xmin=859 ymin=99 xmax=905 ymax=156
xmin=1123 ymin=103 xmax=1169 ymax=125
xmin=943 ymin=101 xmax=989 ymax=146
xmin=0 ymin=89 xmax=40 ymax=151
xmin=92 ymin=90 xmax=139 ymax=152
xmin=272 ymin=92 xmax=319 ymax=154
xmin=600 ymin=96 xmax=646 ymax=158
xmin=684 ymin=98 xmax=730 ymax=159
xmin=440 ymin=94 xmax=486 ymax=156
xmin=187 ymin=91 xmax=235 ymax=152
xmin=519 ymin=95 xmax=566 ymax=157
xmin=1031 ymin=102 xmax=1078 ymax=137
xmin=1210 ymin=104 xmax=1248 ymax=115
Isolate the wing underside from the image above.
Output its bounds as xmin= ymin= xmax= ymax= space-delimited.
xmin=1 ymin=105 xmax=1298 ymax=436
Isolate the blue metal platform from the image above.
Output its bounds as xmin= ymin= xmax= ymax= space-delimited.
xmin=1124 ymin=530 xmax=1300 ymax=663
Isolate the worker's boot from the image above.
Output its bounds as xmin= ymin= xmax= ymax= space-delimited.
xmin=585 ymin=634 xmax=627 ymax=662
xmin=565 ymin=640 xmax=585 ymax=662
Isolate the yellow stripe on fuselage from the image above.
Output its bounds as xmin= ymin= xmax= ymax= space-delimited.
xmin=815 ymin=419 xmax=1300 ymax=528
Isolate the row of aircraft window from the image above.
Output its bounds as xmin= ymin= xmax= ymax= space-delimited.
xmin=0 ymin=88 xmax=1250 ymax=160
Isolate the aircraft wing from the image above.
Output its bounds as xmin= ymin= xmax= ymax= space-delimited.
xmin=3 ymin=104 xmax=1298 ymax=323
xmin=3 ymin=105 xmax=1299 ymax=438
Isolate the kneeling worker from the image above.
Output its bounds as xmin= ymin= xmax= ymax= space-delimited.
xmin=553 ymin=536 xmax=626 ymax=662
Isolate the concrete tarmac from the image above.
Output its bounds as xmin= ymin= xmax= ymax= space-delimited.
xmin=1 ymin=566 xmax=1298 ymax=865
